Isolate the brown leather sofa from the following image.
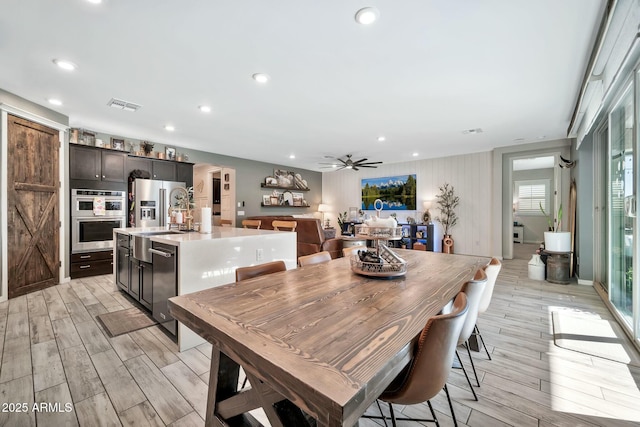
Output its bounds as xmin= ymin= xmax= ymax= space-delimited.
xmin=246 ymin=215 xmax=343 ymax=259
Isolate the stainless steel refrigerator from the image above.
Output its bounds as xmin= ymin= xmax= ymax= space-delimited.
xmin=131 ymin=179 xmax=186 ymax=228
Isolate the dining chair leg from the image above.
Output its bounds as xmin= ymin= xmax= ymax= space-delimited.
xmin=388 ymin=402 xmax=398 ymax=427
xmin=464 ymin=342 xmax=481 ymax=387
xmin=455 ymin=350 xmax=478 ymax=401
xmin=426 ymin=400 xmax=440 ymax=427
xmin=474 ymin=324 xmax=492 ymax=360
xmin=443 ymin=384 xmax=458 ymax=427
xmin=376 ymin=400 xmax=389 ymax=427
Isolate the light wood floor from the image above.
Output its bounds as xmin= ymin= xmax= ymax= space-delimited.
xmin=1 ymin=257 xmax=639 ymax=426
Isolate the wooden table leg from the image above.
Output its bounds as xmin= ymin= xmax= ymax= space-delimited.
xmin=206 ymin=348 xmax=240 ymax=427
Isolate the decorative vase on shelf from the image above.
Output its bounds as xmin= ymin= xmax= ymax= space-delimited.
xmin=442 ymin=235 xmax=454 ymax=254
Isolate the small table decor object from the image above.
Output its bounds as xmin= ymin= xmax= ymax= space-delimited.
xmin=350 ymin=198 xmax=405 ymax=278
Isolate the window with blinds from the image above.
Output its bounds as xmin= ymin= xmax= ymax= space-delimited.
xmin=515 ymin=179 xmax=550 ymax=215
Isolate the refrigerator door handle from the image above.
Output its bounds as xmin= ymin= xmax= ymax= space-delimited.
xmin=160 ymin=188 xmax=166 ymax=226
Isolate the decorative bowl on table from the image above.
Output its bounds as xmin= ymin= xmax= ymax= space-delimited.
xmin=350 ymin=245 xmax=407 ymax=278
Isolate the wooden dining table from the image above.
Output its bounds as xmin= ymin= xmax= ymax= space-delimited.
xmin=168 ymin=249 xmax=490 ymax=427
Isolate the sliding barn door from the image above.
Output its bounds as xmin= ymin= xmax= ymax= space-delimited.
xmin=7 ymin=114 xmax=60 ymax=298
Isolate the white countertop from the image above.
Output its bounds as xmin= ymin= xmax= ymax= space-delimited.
xmin=114 ymin=226 xmax=283 ymax=246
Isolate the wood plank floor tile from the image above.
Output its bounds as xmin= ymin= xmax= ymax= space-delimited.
xmin=8 ymin=295 xmax=27 ymax=315
xmin=0 ymin=336 xmax=31 ymax=384
xmin=175 ymin=347 xmax=211 ymax=376
xmin=0 ymin=375 xmax=36 ymax=427
xmin=70 ymin=281 xmax=101 ymax=306
xmin=168 ymin=411 xmax=205 ymax=427
xmin=161 ymin=360 xmax=209 ymax=419
xmin=119 ymin=401 xmax=164 ymax=427
xmin=60 ymin=345 xmax=105 ymax=403
xmin=42 ymin=287 xmax=70 ymax=321
xmin=29 ymin=314 xmax=55 ymax=345
xmin=74 ymin=392 xmax=120 ymax=427
xmin=26 ymin=291 xmax=48 ymax=317
xmin=52 ymin=317 xmax=83 ymax=350
xmin=57 ymin=283 xmax=80 ymax=303
xmin=31 ymin=340 xmax=66 ymax=392
xmin=5 ymin=311 xmax=29 ymax=341
xmin=34 ymin=382 xmax=78 ymax=427
xmin=65 ymin=300 xmax=93 ymax=325
xmin=130 ymin=328 xmax=180 ymax=368
xmin=124 ymin=355 xmax=192 ymax=424
xmin=108 ymin=333 xmax=145 ymax=361
xmin=75 ymin=320 xmax=111 ymax=355
xmin=91 ymin=349 xmax=146 ymax=413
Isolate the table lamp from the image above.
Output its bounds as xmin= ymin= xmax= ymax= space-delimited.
xmin=318 ymin=203 xmax=331 ymax=228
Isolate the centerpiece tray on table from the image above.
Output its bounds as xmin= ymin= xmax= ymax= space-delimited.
xmin=350 ymin=223 xmax=406 ymax=277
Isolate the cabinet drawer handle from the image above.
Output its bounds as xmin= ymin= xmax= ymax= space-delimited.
xmin=79 ymin=265 xmax=91 ymax=269
xmin=124 ymin=254 xmax=129 ymax=258
xmin=80 ymin=255 xmax=91 ymax=259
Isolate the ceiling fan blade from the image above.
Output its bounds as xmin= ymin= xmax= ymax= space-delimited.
xmin=357 ymin=161 xmax=383 ymax=166
xmin=353 ymin=158 xmax=368 ymax=164
xmin=352 ymin=166 xmax=359 ymax=171
xmin=359 ymin=165 xmax=378 ymax=168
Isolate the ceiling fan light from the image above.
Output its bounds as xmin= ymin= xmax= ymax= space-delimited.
xmin=252 ymin=73 xmax=270 ymax=83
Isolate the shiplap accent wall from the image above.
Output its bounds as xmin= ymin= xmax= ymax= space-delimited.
xmin=322 ymin=151 xmax=494 ymax=257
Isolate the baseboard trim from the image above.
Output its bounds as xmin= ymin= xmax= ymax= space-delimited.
xmin=577 ymin=278 xmax=593 ymax=286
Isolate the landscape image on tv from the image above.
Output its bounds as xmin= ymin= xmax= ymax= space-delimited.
xmin=361 ymin=174 xmax=417 ymax=210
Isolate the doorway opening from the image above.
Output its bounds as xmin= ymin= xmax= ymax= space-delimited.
xmin=193 ymin=164 xmax=236 ymax=227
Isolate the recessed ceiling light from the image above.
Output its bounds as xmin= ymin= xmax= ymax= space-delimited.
xmin=86 ymin=0 xmax=102 ymax=4
xmin=47 ymin=98 xmax=62 ymax=106
xmin=252 ymin=73 xmax=270 ymax=83
xmin=164 ymin=125 xmax=175 ymax=132
xmin=377 ymin=136 xmax=386 ymax=142
xmin=199 ymin=105 xmax=211 ymax=113
xmin=537 ymin=135 xmax=546 ymax=139
xmin=289 ymin=154 xmax=295 ymax=159
xmin=462 ymin=128 xmax=483 ymax=135
xmin=355 ymin=7 xmax=379 ymax=25
xmin=412 ymin=152 xmax=419 ymax=157
xmin=52 ymin=59 xmax=77 ymax=71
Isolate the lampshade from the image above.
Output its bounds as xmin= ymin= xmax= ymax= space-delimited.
xmin=423 ymin=200 xmax=433 ymax=210
xmin=318 ymin=203 xmax=330 ymax=212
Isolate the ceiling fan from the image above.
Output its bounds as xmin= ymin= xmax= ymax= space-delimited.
xmin=320 ymin=154 xmax=383 ymax=171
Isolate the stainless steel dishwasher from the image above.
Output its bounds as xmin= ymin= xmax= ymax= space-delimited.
xmin=150 ymin=242 xmax=178 ymax=336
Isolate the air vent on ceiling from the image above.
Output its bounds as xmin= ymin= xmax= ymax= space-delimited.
xmin=107 ymin=98 xmax=142 ymax=112
xmin=462 ymin=128 xmax=483 ymax=135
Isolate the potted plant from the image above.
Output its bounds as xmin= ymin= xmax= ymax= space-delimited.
xmin=435 ymin=183 xmax=459 ymax=254
xmin=540 ymin=202 xmax=570 ymax=252
xmin=337 ymin=211 xmax=348 ymax=234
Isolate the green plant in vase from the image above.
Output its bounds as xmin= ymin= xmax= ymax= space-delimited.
xmin=435 ymin=183 xmax=459 ymax=254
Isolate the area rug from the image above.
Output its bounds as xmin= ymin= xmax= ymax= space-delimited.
xmin=97 ymin=307 xmax=158 ymax=337
xmin=552 ymin=311 xmax=640 ymax=366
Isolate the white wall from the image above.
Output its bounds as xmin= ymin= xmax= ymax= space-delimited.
xmin=322 ymin=151 xmax=494 ymax=257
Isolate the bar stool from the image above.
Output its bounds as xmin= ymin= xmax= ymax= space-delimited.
xmin=272 ymin=220 xmax=297 ymax=232
xmin=220 ymin=219 xmax=233 ymax=227
xmin=242 ymin=219 xmax=261 ymax=229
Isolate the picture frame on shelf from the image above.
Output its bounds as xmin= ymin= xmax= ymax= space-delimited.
xmin=270 ymin=195 xmax=279 ymax=205
xmin=274 ymin=169 xmax=294 ymax=188
xmin=262 ymin=195 xmax=271 ymax=206
xmin=165 ymin=146 xmax=176 ymax=160
xmin=292 ymin=193 xmax=303 ymax=206
xmin=111 ymin=138 xmax=124 ymax=150
xmin=265 ymin=176 xmax=278 ymax=186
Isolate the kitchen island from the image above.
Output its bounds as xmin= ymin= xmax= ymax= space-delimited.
xmin=113 ymin=226 xmax=297 ymax=351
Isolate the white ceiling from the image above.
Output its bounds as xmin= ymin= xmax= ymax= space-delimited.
xmin=0 ymin=0 xmax=605 ymax=172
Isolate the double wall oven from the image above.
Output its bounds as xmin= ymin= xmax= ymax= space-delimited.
xmin=71 ymin=189 xmax=126 ymax=253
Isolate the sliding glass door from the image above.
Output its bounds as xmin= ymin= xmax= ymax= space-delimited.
xmin=608 ymin=84 xmax=634 ymax=326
